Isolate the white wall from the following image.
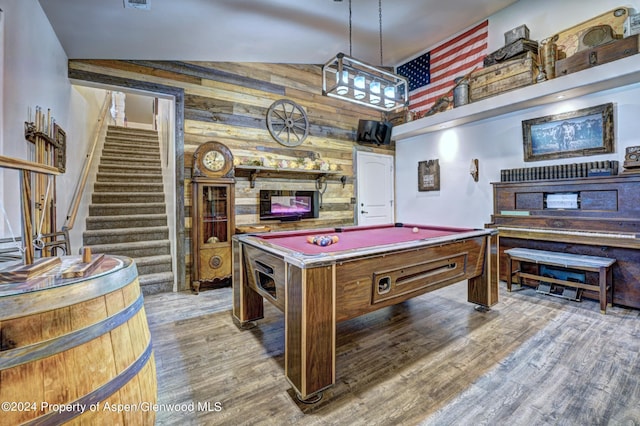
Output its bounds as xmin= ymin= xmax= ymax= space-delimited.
xmin=66 ymin=85 xmax=109 ymax=253
xmin=0 ymin=0 xmax=101 ymax=254
xmin=396 ymin=0 xmax=640 ymax=228
xmin=125 ymin=93 xmax=154 ymax=127
xmin=157 ymin=97 xmax=177 ymax=291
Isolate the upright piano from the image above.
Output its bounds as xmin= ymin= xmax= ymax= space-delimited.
xmin=488 ymin=174 xmax=640 ymax=309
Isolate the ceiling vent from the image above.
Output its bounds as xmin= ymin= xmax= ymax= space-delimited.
xmin=123 ymin=0 xmax=150 ymax=10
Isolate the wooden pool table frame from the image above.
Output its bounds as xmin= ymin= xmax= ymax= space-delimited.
xmin=232 ymin=226 xmax=498 ymax=402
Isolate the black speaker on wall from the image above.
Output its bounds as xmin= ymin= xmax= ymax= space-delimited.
xmin=357 ymin=120 xmax=392 ymax=146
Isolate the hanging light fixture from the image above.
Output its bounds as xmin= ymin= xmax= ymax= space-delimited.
xmin=322 ymin=0 xmax=408 ymax=112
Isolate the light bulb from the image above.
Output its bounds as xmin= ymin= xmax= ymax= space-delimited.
xmin=336 ymin=71 xmax=348 ymax=95
xmin=354 ymin=75 xmax=366 ymax=100
xmin=369 ymin=81 xmax=381 ymax=104
xmin=384 ymin=86 xmax=395 ymax=108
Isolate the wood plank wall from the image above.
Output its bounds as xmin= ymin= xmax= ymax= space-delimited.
xmin=68 ymin=60 xmax=395 ymax=289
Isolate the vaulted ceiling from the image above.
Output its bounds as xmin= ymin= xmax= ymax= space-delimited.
xmin=39 ymin=0 xmax=518 ymax=65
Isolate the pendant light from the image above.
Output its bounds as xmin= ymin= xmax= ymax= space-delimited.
xmin=322 ymin=0 xmax=408 ymax=112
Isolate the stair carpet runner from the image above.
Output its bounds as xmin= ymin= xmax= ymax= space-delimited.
xmin=83 ymin=125 xmax=174 ymax=294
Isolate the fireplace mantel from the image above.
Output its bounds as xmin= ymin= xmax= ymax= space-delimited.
xmin=234 ymin=165 xmax=340 ymax=188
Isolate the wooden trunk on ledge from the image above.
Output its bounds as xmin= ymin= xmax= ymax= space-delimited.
xmin=469 ymin=52 xmax=539 ymax=102
xmin=555 ymin=34 xmax=639 ymax=77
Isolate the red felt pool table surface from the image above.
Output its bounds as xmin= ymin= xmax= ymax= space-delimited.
xmin=255 ymin=223 xmax=476 ymax=255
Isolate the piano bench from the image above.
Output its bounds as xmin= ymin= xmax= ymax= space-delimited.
xmin=504 ymin=248 xmax=616 ymax=314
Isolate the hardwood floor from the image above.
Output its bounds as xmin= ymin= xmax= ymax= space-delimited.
xmin=143 ymin=282 xmax=640 ymax=425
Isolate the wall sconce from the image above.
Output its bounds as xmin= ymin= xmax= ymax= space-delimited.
xmin=470 ymin=159 xmax=479 ymax=182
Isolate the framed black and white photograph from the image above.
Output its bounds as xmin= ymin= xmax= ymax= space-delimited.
xmin=522 ymin=103 xmax=614 ymax=162
xmin=418 ymin=159 xmax=440 ymax=191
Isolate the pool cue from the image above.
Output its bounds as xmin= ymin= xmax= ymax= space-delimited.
xmin=21 ymin=170 xmax=34 ymax=265
xmin=45 ymin=109 xmax=51 ymax=244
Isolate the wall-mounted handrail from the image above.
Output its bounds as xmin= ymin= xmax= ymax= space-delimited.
xmin=62 ymin=91 xmax=111 ymax=232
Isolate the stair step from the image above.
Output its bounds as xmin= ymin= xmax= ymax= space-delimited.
xmin=105 ymin=131 xmax=158 ymax=139
xmin=83 ymin=226 xmax=169 ymax=245
xmin=93 ymin=182 xmax=165 ymax=193
xmin=98 ymin=164 xmax=162 ymax=174
xmin=88 ymin=239 xmax=171 ymax=258
xmin=102 ymin=145 xmax=160 ymax=157
xmin=89 ymin=202 xmax=166 ymax=216
xmin=85 ymin=214 xmax=168 ymax=230
xmin=102 ymin=148 xmax=160 ymax=158
xmin=100 ymin=159 xmax=161 ymax=168
xmin=103 ymin=140 xmax=159 ymax=150
xmin=104 ymin=140 xmax=159 ymax=150
xmin=107 ymin=128 xmax=158 ymax=137
xmin=106 ymin=131 xmax=158 ymax=141
xmin=96 ymin=172 xmax=163 ymax=183
xmin=135 ymin=254 xmax=173 ymax=276
xmin=138 ymin=271 xmax=174 ymax=295
xmin=100 ymin=155 xmax=161 ymax=165
xmin=109 ymin=124 xmax=158 ymax=133
xmin=91 ymin=192 xmax=165 ymax=204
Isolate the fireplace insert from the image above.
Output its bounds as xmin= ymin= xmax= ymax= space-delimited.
xmin=259 ymin=190 xmax=319 ymax=221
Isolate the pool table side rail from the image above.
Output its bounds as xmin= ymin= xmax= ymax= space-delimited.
xmin=234 ymin=229 xmax=496 ymax=269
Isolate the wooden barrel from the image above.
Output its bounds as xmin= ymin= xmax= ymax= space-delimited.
xmin=0 ymin=256 xmax=157 ymax=425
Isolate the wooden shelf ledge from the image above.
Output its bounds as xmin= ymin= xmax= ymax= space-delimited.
xmin=234 ymin=165 xmax=340 ymax=188
xmin=393 ymin=54 xmax=640 ymax=141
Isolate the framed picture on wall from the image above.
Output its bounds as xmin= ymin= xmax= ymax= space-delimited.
xmin=53 ymin=124 xmax=66 ymax=173
xmin=418 ymin=159 xmax=440 ymax=191
xmin=522 ymin=102 xmax=614 ymax=162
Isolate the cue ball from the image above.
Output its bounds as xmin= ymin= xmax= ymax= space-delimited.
xmin=412 ymin=227 xmax=419 ymax=233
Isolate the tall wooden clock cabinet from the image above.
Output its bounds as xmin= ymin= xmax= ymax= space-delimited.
xmin=191 ymin=141 xmax=235 ymax=293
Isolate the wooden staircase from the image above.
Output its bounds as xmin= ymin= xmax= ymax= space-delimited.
xmin=83 ymin=125 xmax=174 ymax=295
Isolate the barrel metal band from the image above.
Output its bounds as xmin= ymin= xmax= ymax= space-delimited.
xmin=0 ymin=293 xmax=144 ymax=370
xmin=25 ymin=341 xmax=154 ymax=426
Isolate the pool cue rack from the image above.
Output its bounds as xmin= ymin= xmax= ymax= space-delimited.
xmin=23 ymin=106 xmax=67 ymax=258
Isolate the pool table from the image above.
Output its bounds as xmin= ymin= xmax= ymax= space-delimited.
xmin=232 ymin=223 xmax=497 ymax=401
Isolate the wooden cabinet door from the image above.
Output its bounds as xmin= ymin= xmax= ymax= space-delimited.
xmin=191 ymin=179 xmax=235 ymax=292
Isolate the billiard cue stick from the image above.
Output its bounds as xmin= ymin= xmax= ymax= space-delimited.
xmin=21 ymin=170 xmax=34 ymax=265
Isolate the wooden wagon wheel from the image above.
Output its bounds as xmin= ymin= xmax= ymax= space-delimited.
xmin=266 ymin=99 xmax=310 ymax=147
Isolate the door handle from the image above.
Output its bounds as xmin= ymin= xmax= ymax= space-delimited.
xmin=361 ymin=210 xmax=368 ymax=214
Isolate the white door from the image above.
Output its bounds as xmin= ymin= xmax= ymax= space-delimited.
xmin=356 ymin=150 xmax=394 ymax=225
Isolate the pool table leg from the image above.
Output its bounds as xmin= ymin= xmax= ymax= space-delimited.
xmin=232 ymin=241 xmax=264 ymax=326
xmin=467 ymin=233 xmax=498 ymax=309
xmin=285 ymin=264 xmax=335 ymax=402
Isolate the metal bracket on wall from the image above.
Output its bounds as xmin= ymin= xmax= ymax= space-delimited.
xmin=249 ymin=170 xmax=258 ymax=188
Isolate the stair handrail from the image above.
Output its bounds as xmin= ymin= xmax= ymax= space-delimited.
xmin=63 ymin=91 xmax=112 ymax=232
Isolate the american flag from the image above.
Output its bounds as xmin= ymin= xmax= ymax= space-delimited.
xmin=397 ymin=20 xmax=488 ymax=115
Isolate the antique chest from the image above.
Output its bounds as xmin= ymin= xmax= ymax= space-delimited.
xmin=469 ymin=52 xmax=539 ymax=102
xmin=504 ymin=24 xmax=530 ymax=45
xmin=484 ymin=38 xmax=539 ymax=66
xmin=555 ymin=34 xmax=639 ymax=76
